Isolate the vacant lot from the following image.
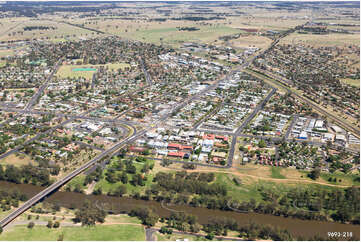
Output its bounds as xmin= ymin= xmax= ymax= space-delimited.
xmin=341 ymin=78 xmax=360 ymax=88
xmin=0 ymin=153 xmax=35 ymax=166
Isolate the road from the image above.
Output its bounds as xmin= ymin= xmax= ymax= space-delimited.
xmin=227 ymin=88 xmax=276 ymax=167
xmin=24 ymin=59 xmax=62 ymax=111
xmin=285 ymin=114 xmax=299 ymax=139
xmin=139 ymin=58 xmax=152 ymax=85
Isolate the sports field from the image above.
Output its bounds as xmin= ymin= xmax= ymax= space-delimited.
xmin=56 ymin=63 xmax=130 ymax=80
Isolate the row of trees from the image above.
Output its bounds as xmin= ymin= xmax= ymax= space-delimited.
xmin=129 ymin=208 xmax=332 ymax=240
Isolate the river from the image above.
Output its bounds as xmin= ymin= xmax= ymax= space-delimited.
xmin=0 ymin=181 xmax=359 ymax=240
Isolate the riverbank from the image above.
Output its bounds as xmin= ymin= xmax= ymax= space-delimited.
xmin=0 ymin=181 xmax=359 ymax=240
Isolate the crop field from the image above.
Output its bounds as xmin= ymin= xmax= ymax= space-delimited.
xmin=0 ymin=19 xmax=99 ymax=42
xmin=279 ymin=32 xmax=360 ymax=47
xmin=76 ymin=18 xmax=244 ymax=47
xmin=229 ymin=35 xmax=272 ymax=50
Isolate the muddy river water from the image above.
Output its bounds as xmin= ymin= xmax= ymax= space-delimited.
xmin=0 ymin=181 xmax=359 ymax=240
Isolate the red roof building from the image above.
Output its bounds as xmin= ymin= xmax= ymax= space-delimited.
xmin=182 ymin=145 xmax=193 ymax=150
xmin=203 ymin=134 xmax=215 ymax=140
xmin=130 ymin=146 xmax=145 ymax=153
xmin=168 ymin=152 xmax=185 ymax=158
xmin=168 ymin=143 xmax=183 ymax=150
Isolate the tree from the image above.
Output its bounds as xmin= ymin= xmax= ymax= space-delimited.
xmin=74 ymin=200 xmax=106 ymax=226
xmin=0 ymin=226 xmax=3 ymax=234
xmin=27 ymin=221 xmax=35 ymax=229
xmin=129 ymin=207 xmax=159 ymax=227
xmin=205 ymin=232 xmax=215 ymax=240
xmin=120 ymin=172 xmax=128 ymax=184
xmin=258 ymin=140 xmax=266 ymax=148
xmin=53 ymin=221 xmax=60 ymax=228
xmin=47 ymin=220 xmax=53 ymax=228
xmin=159 ymin=226 xmax=173 ymax=234
xmin=113 ymin=185 xmax=127 ymax=197
xmin=308 ymin=168 xmax=321 ymax=180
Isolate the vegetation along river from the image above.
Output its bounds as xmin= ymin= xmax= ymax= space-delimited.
xmin=0 ymin=181 xmax=359 ymax=239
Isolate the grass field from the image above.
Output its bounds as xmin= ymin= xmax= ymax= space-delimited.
xmin=63 ymin=174 xmax=86 ymax=192
xmin=0 ymin=224 xmax=145 ymax=241
xmin=56 ymin=63 xmax=130 ymax=80
xmin=270 ymin=167 xmax=286 ymax=179
xmin=214 ymin=173 xmax=264 ymax=202
xmin=0 ymin=153 xmax=35 ymax=166
xmin=319 ymin=171 xmax=360 ymax=186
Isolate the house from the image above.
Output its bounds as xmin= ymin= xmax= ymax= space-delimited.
xmin=146 ymin=132 xmax=157 ymax=139
xmin=157 ymin=149 xmax=168 ymax=156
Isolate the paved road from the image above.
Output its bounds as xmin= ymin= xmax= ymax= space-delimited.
xmin=145 ymin=227 xmax=156 ymax=241
xmin=192 ymin=103 xmax=223 ymax=130
xmin=24 ymin=60 xmax=62 ymax=111
xmin=227 ymin=88 xmax=276 ymax=167
xmin=139 ymin=58 xmax=152 ymax=85
xmin=285 ymin=114 xmax=299 ymax=139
